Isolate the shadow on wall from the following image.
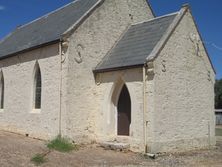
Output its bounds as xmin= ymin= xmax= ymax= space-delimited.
xmin=0 ymin=44 xmax=59 ymax=68
xmin=93 ymin=68 xmax=143 ymax=84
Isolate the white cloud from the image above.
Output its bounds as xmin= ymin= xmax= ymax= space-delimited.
xmin=0 ymin=6 xmax=5 ymax=11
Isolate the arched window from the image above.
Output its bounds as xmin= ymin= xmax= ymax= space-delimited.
xmin=0 ymin=71 xmax=4 ymax=109
xmin=33 ymin=63 xmax=41 ymax=109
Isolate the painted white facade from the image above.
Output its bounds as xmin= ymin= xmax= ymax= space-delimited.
xmin=149 ymin=10 xmax=215 ymax=153
xmin=0 ymin=44 xmax=61 ymax=139
xmin=63 ymin=0 xmax=153 ymax=149
xmin=0 ymin=0 xmax=215 ymax=153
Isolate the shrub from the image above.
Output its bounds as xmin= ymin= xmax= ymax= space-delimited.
xmin=31 ymin=154 xmax=47 ymax=166
xmin=215 ymin=79 xmax=222 ymax=109
xmin=47 ymin=135 xmax=78 ymax=152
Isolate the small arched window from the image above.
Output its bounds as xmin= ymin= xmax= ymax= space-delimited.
xmin=33 ymin=63 xmax=41 ymax=109
xmin=0 ymin=71 xmax=4 ymax=109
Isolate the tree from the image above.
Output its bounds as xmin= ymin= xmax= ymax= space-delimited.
xmin=215 ymin=79 xmax=222 ymax=109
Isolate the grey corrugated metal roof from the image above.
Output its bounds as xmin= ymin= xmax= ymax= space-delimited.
xmin=0 ymin=0 xmax=100 ymax=58
xmin=95 ymin=13 xmax=177 ymax=72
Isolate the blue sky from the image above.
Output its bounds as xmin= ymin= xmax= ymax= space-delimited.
xmin=0 ymin=0 xmax=221 ymax=79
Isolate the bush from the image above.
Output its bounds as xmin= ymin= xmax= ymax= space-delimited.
xmin=31 ymin=154 xmax=47 ymax=166
xmin=47 ymin=135 xmax=78 ymax=152
xmin=215 ymin=79 xmax=222 ymax=109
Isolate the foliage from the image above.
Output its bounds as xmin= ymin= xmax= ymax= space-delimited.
xmin=216 ymin=128 xmax=222 ymax=136
xmin=215 ymin=79 xmax=222 ymax=109
xmin=31 ymin=154 xmax=47 ymax=166
xmin=47 ymin=135 xmax=78 ymax=152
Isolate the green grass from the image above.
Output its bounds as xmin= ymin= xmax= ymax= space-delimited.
xmin=47 ymin=136 xmax=77 ymax=152
xmin=31 ymin=154 xmax=47 ymax=166
xmin=216 ymin=128 xmax=222 ymax=136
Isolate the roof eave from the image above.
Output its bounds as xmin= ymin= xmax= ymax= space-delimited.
xmin=0 ymin=39 xmax=60 ymax=61
xmin=93 ymin=64 xmax=144 ymax=74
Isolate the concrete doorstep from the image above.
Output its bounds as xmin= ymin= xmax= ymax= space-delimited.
xmin=100 ymin=141 xmax=130 ymax=152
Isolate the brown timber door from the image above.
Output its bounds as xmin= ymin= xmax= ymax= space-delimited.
xmin=117 ymin=84 xmax=131 ymax=136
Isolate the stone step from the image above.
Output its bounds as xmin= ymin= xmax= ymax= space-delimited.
xmin=115 ymin=136 xmax=130 ymax=143
xmin=100 ymin=141 xmax=130 ymax=151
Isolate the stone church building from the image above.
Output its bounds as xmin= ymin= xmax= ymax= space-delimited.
xmin=0 ymin=0 xmax=216 ymax=153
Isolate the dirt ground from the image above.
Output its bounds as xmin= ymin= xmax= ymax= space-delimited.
xmin=1 ymin=131 xmax=222 ymax=167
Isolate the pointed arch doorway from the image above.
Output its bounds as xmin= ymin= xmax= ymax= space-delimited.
xmin=117 ymin=84 xmax=131 ymax=136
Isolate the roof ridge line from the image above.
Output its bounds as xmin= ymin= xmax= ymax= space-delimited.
xmin=0 ymin=0 xmax=81 ymax=45
xmin=132 ymin=11 xmax=180 ymax=26
xmin=146 ymin=6 xmax=189 ymax=62
xmin=0 ymin=29 xmax=16 ymax=45
xmin=17 ymin=0 xmax=81 ymax=30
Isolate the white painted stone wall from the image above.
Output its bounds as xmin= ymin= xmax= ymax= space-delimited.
xmin=0 ymin=0 xmax=215 ymax=154
xmin=0 ymin=0 xmax=153 ymax=149
xmin=0 ymin=44 xmax=61 ymax=140
xmin=96 ymin=68 xmax=145 ymax=152
xmin=150 ymin=10 xmax=215 ymax=153
xmin=64 ymin=0 xmax=153 ymax=151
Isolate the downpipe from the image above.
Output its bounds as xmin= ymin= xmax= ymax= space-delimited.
xmin=59 ymin=42 xmax=63 ymax=136
xmin=143 ymin=65 xmax=156 ymax=159
xmin=143 ymin=66 xmax=147 ymax=153
xmin=59 ymin=41 xmax=68 ymax=136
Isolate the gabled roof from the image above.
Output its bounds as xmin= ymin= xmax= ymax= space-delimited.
xmin=94 ymin=13 xmax=178 ymax=73
xmin=94 ymin=5 xmax=215 ymax=74
xmin=0 ymin=0 xmax=102 ymax=59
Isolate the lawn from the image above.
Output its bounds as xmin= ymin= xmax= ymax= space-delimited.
xmin=216 ymin=127 xmax=222 ymax=136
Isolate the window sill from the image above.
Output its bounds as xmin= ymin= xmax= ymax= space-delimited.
xmin=30 ymin=109 xmax=41 ymax=114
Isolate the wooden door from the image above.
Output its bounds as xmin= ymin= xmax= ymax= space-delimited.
xmin=117 ymin=84 xmax=131 ymax=136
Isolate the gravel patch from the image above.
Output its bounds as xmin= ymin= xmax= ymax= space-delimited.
xmin=0 ymin=131 xmax=222 ymax=167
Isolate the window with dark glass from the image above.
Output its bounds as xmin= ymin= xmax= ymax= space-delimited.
xmin=34 ymin=67 xmax=41 ymax=109
xmin=0 ymin=73 xmax=4 ymax=109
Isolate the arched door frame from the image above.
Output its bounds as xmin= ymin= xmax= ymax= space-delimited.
xmin=109 ymin=77 xmax=132 ymax=136
xmin=117 ymin=84 xmax=131 ymax=136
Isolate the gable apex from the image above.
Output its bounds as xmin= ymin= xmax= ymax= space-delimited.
xmin=146 ymin=5 xmax=189 ymax=62
xmin=147 ymin=4 xmax=215 ymax=74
